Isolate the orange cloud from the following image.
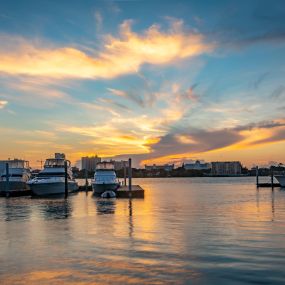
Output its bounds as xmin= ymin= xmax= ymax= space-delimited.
xmin=0 ymin=100 xmax=8 ymax=109
xmin=0 ymin=20 xmax=212 ymax=79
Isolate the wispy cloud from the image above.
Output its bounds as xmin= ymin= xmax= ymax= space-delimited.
xmin=0 ymin=20 xmax=212 ymax=79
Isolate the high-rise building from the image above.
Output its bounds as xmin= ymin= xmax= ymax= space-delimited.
xmin=81 ymin=155 xmax=101 ymax=171
xmin=211 ymin=161 xmax=242 ymax=176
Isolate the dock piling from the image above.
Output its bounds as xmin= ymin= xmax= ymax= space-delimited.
xmin=271 ymin=170 xmax=274 ymax=188
xmin=256 ymin=166 xmax=259 ymax=187
xmin=85 ymin=168 xmax=88 ymax=192
xmin=64 ymin=161 xmax=68 ymax=198
xmin=128 ymin=158 xmax=132 ymax=198
xmin=124 ymin=161 xmax=127 ymax=186
xmin=5 ymin=163 xmax=9 ymax=192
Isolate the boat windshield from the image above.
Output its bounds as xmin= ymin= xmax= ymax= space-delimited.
xmin=96 ymin=162 xmax=115 ymax=170
xmin=44 ymin=159 xmax=65 ymax=168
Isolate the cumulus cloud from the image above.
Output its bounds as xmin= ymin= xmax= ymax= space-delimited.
xmin=0 ymin=20 xmax=212 ymax=79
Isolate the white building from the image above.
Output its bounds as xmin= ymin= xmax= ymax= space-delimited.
xmin=184 ymin=160 xmax=211 ymax=170
xmin=211 ymin=161 xmax=242 ymax=176
xmin=145 ymin=164 xmax=174 ymax=172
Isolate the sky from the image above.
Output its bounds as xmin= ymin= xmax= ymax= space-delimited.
xmin=0 ymin=0 xmax=285 ymax=168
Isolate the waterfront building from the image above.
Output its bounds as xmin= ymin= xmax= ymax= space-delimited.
xmin=211 ymin=161 xmax=242 ymax=176
xmin=184 ymin=160 xmax=211 ymax=170
xmin=145 ymin=164 xmax=174 ymax=172
xmin=81 ymin=155 xmax=101 ymax=171
xmin=110 ymin=160 xmax=128 ymax=170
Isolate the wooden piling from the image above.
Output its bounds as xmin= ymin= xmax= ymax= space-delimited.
xmin=256 ymin=166 xmax=259 ymax=186
xmin=64 ymin=161 xmax=68 ymax=198
xmin=271 ymin=170 xmax=274 ymax=188
xmin=85 ymin=168 xmax=88 ymax=191
xmin=123 ymin=161 xmax=127 ymax=186
xmin=128 ymin=158 xmax=132 ymax=198
xmin=5 ymin=163 xmax=9 ymax=192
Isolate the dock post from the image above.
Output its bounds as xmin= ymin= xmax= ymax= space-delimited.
xmin=64 ymin=161 xmax=68 ymax=198
xmin=124 ymin=161 xmax=127 ymax=186
xmin=128 ymin=158 xmax=132 ymax=198
xmin=85 ymin=168 xmax=88 ymax=192
xmin=5 ymin=163 xmax=9 ymax=192
xmin=271 ymin=170 xmax=274 ymax=189
xmin=256 ymin=166 xmax=259 ymax=187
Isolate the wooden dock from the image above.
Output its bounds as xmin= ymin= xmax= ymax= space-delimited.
xmin=78 ymin=185 xmax=144 ymax=198
xmin=117 ymin=185 xmax=144 ymax=198
xmin=257 ymin=183 xmax=281 ymax=188
xmin=0 ymin=189 xmax=31 ymax=197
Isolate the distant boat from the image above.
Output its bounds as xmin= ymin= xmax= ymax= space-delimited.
xmin=27 ymin=153 xmax=78 ymax=196
xmin=0 ymin=159 xmax=31 ymax=191
xmin=92 ymin=162 xmax=120 ymax=195
xmin=274 ymin=175 xmax=285 ymax=187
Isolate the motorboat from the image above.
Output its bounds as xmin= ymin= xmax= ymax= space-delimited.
xmin=274 ymin=175 xmax=285 ymax=187
xmin=0 ymin=159 xmax=31 ymax=191
xmin=92 ymin=161 xmax=120 ymax=195
xmin=27 ymin=153 xmax=78 ymax=196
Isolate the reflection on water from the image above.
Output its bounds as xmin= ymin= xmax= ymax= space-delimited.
xmin=40 ymin=199 xmax=72 ymax=220
xmin=95 ymin=198 xmax=116 ymax=215
xmin=1 ymin=177 xmax=285 ymax=284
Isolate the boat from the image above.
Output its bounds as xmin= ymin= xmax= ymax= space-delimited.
xmin=92 ymin=161 xmax=120 ymax=195
xmin=274 ymin=175 xmax=285 ymax=187
xmin=0 ymin=159 xmax=31 ymax=191
xmin=27 ymin=153 xmax=78 ymax=196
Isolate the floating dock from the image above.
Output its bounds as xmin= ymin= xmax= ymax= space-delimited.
xmin=0 ymin=189 xmax=31 ymax=197
xmin=1 ymin=185 xmax=144 ymax=198
xmin=78 ymin=185 xmax=144 ymax=198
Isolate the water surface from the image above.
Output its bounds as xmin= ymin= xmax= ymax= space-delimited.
xmin=1 ymin=177 xmax=285 ymax=284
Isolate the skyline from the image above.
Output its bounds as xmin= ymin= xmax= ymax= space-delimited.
xmin=1 ymin=0 xmax=285 ymax=168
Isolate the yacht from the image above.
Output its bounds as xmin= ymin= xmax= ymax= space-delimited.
xmin=274 ymin=175 xmax=285 ymax=187
xmin=27 ymin=153 xmax=78 ymax=196
xmin=0 ymin=159 xmax=31 ymax=191
xmin=92 ymin=161 xmax=120 ymax=195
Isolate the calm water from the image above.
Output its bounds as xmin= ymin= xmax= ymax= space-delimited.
xmin=1 ymin=177 xmax=285 ymax=284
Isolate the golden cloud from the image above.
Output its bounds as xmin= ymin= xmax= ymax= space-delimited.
xmin=0 ymin=20 xmax=212 ymax=79
xmin=0 ymin=100 xmax=8 ymax=109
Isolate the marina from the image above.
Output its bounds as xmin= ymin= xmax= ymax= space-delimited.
xmin=1 ymin=177 xmax=285 ymax=284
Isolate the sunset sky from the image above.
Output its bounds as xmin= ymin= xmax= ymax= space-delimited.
xmin=0 ymin=0 xmax=285 ymax=168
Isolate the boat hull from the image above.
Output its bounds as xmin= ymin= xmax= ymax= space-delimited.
xmin=274 ymin=175 xmax=285 ymax=187
xmin=0 ymin=181 xmax=29 ymax=191
xmin=92 ymin=183 xmax=119 ymax=195
xmin=29 ymin=181 xmax=78 ymax=196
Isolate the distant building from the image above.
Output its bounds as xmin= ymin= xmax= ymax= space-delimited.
xmin=145 ymin=164 xmax=174 ymax=172
xmin=81 ymin=155 xmax=101 ymax=171
xmin=184 ymin=160 xmax=211 ymax=170
xmin=110 ymin=160 xmax=128 ymax=170
xmin=211 ymin=161 xmax=242 ymax=176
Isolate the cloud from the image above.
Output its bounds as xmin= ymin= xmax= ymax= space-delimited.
xmin=94 ymin=11 xmax=103 ymax=32
xmin=0 ymin=100 xmax=8 ymax=109
xmin=0 ymin=20 xmax=212 ymax=79
xmin=271 ymin=85 xmax=285 ymax=99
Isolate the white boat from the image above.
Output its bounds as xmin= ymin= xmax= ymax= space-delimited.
xmin=92 ymin=162 xmax=120 ymax=195
xmin=274 ymin=175 xmax=285 ymax=187
xmin=27 ymin=153 xmax=78 ymax=196
xmin=0 ymin=159 xmax=31 ymax=191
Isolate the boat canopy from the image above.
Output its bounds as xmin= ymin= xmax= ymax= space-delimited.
xmin=0 ymin=159 xmax=29 ymax=169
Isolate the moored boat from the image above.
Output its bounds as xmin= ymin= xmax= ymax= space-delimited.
xmin=0 ymin=159 xmax=31 ymax=191
xmin=274 ymin=175 xmax=285 ymax=187
xmin=92 ymin=162 xmax=120 ymax=195
xmin=27 ymin=153 xmax=78 ymax=196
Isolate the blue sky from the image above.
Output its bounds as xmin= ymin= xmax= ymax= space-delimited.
xmin=0 ymin=0 xmax=285 ymax=167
